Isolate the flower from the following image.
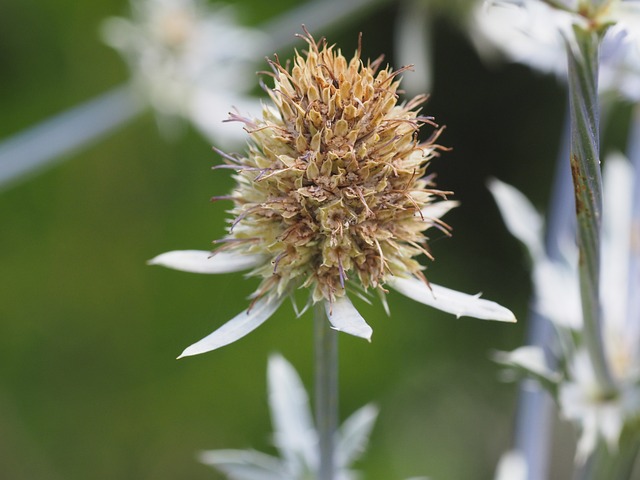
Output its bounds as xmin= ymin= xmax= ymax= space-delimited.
xmin=101 ymin=0 xmax=265 ymax=145
xmin=599 ymin=23 xmax=640 ymax=101
xmin=558 ymin=349 xmax=640 ymax=458
xmin=489 ymin=153 xmax=640 ymax=459
xmin=470 ymin=0 xmax=573 ymax=77
xmin=469 ymin=0 xmax=640 ymax=100
xmin=199 ymin=353 xmax=379 ymax=480
xmin=149 ymin=30 xmax=516 ymax=358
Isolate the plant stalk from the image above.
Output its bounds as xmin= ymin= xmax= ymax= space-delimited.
xmin=514 ymin=104 xmax=574 ymax=480
xmin=566 ymin=25 xmax=615 ymax=394
xmin=314 ymin=302 xmax=338 ymax=480
xmin=626 ymin=105 xmax=640 ymax=345
xmin=576 ymin=436 xmax=640 ymax=480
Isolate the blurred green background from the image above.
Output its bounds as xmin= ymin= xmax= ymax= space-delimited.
xmin=0 ymin=0 xmax=574 ymax=478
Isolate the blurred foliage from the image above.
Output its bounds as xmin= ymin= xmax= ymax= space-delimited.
xmin=0 ymin=0 xmax=582 ymax=478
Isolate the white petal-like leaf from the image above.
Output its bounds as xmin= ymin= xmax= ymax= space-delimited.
xmin=268 ymin=354 xmax=317 ymax=472
xmin=325 ymin=297 xmax=373 ymax=341
xmin=487 ymin=178 xmax=545 ymax=260
xmin=394 ymin=0 xmax=433 ymax=95
xmin=336 ymin=404 xmax=379 ymax=469
xmin=494 ymin=450 xmax=527 ymax=480
xmin=532 ymin=259 xmax=581 ymax=329
xmin=178 ymin=296 xmax=284 ymax=358
xmin=601 ymin=154 xmax=633 ymax=331
xmin=148 ymin=249 xmax=265 ymax=274
xmin=199 ymin=449 xmax=285 ymax=480
xmin=419 ymin=200 xmax=459 ymax=222
xmin=469 ymin=0 xmax=570 ymax=77
xmin=388 ymin=277 xmax=516 ymax=323
xmin=494 ymin=346 xmax=559 ymax=383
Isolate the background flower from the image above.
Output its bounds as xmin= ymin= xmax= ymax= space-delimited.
xmin=490 ymin=153 xmax=640 ymax=461
xmin=470 ymin=0 xmax=640 ymax=100
xmin=101 ymin=0 xmax=266 ymax=144
xmin=200 ymin=354 xmax=380 ymax=480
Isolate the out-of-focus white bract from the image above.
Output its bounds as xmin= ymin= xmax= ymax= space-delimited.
xmin=102 ymin=0 xmax=266 ymax=145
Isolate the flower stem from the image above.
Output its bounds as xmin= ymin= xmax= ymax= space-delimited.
xmin=566 ymin=25 xmax=615 ymax=394
xmin=314 ymin=302 xmax=338 ymax=480
xmin=514 ymin=104 xmax=573 ymax=480
xmin=576 ymin=436 xmax=640 ymax=480
xmin=626 ymin=105 xmax=640 ymax=344
xmin=0 ymin=85 xmax=143 ymax=191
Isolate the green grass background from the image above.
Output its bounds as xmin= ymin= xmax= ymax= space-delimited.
xmin=0 ymin=0 xmax=576 ymax=478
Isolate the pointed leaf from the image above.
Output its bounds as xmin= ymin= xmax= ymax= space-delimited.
xmin=494 ymin=450 xmax=527 ymax=480
xmin=494 ymin=346 xmax=560 ymax=391
xmin=148 ymin=249 xmax=265 ymax=274
xmin=601 ymin=153 xmax=633 ymax=331
xmin=178 ymin=296 xmax=283 ymax=358
xmin=388 ymin=277 xmax=516 ymax=323
xmin=199 ymin=449 xmax=285 ymax=480
xmin=394 ymin=0 xmax=433 ymax=95
xmin=336 ymin=404 xmax=379 ymax=469
xmin=325 ymin=297 xmax=373 ymax=341
xmin=487 ymin=177 xmax=545 ymax=259
xmin=419 ymin=200 xmax=459 ymax=222
xmin=532 ymin=257 xmax=581 ymax=329
xmin=268 ymin=354 xmax=317 ymax=471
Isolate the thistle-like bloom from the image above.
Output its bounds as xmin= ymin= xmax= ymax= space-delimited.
xmin=199 ymin=354 xmax=380 ymax=480
xmin=101 ymin=0 xmax=264 ymax=144
xmin=150 ymin=31 xmax=515 ymax=357
xmin=490 ymin=154 xmax=640 ymax=460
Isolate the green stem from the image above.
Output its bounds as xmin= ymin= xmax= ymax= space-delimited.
xmin=566 ymin=25 xmax=616 ymax=394
xmin=576 ymin=436 xmax=640 ymax=480
xmin=314 ymin=302 xmax=338 ymax=480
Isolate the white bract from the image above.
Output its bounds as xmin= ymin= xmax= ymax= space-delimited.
xmin=199 ymin=354 xmax=379 ymax=480
xmin=470 ymin=0 xmax=573 ymax=77
xmin=559 ymin=349 xmax=640 ymax=458
xmin=600 ymin=23 xmax=640 ymax=100
xmin=487 ymin=177 xmax=581 ymax=329
xmin=470 ymin=0 xmax=640 ymax=100
xmin=493 ymin=449 xmax=527 ymax=480
xmin=102 ymin=0 xmax=265 ymax=144
xmin=489 ymin=154 xmax=640 ymax=459
xmin=149 ymin=200 xmax=516 ymax=359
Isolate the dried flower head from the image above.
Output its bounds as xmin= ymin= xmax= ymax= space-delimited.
xmin=224 ymin=29 xmax=448 ymax=303
xmin=150 ymin=30 xmax=515 ymax=357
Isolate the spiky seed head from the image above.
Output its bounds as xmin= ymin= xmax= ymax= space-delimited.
xmin=216 ymin=30 xmax=451 ymax=304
